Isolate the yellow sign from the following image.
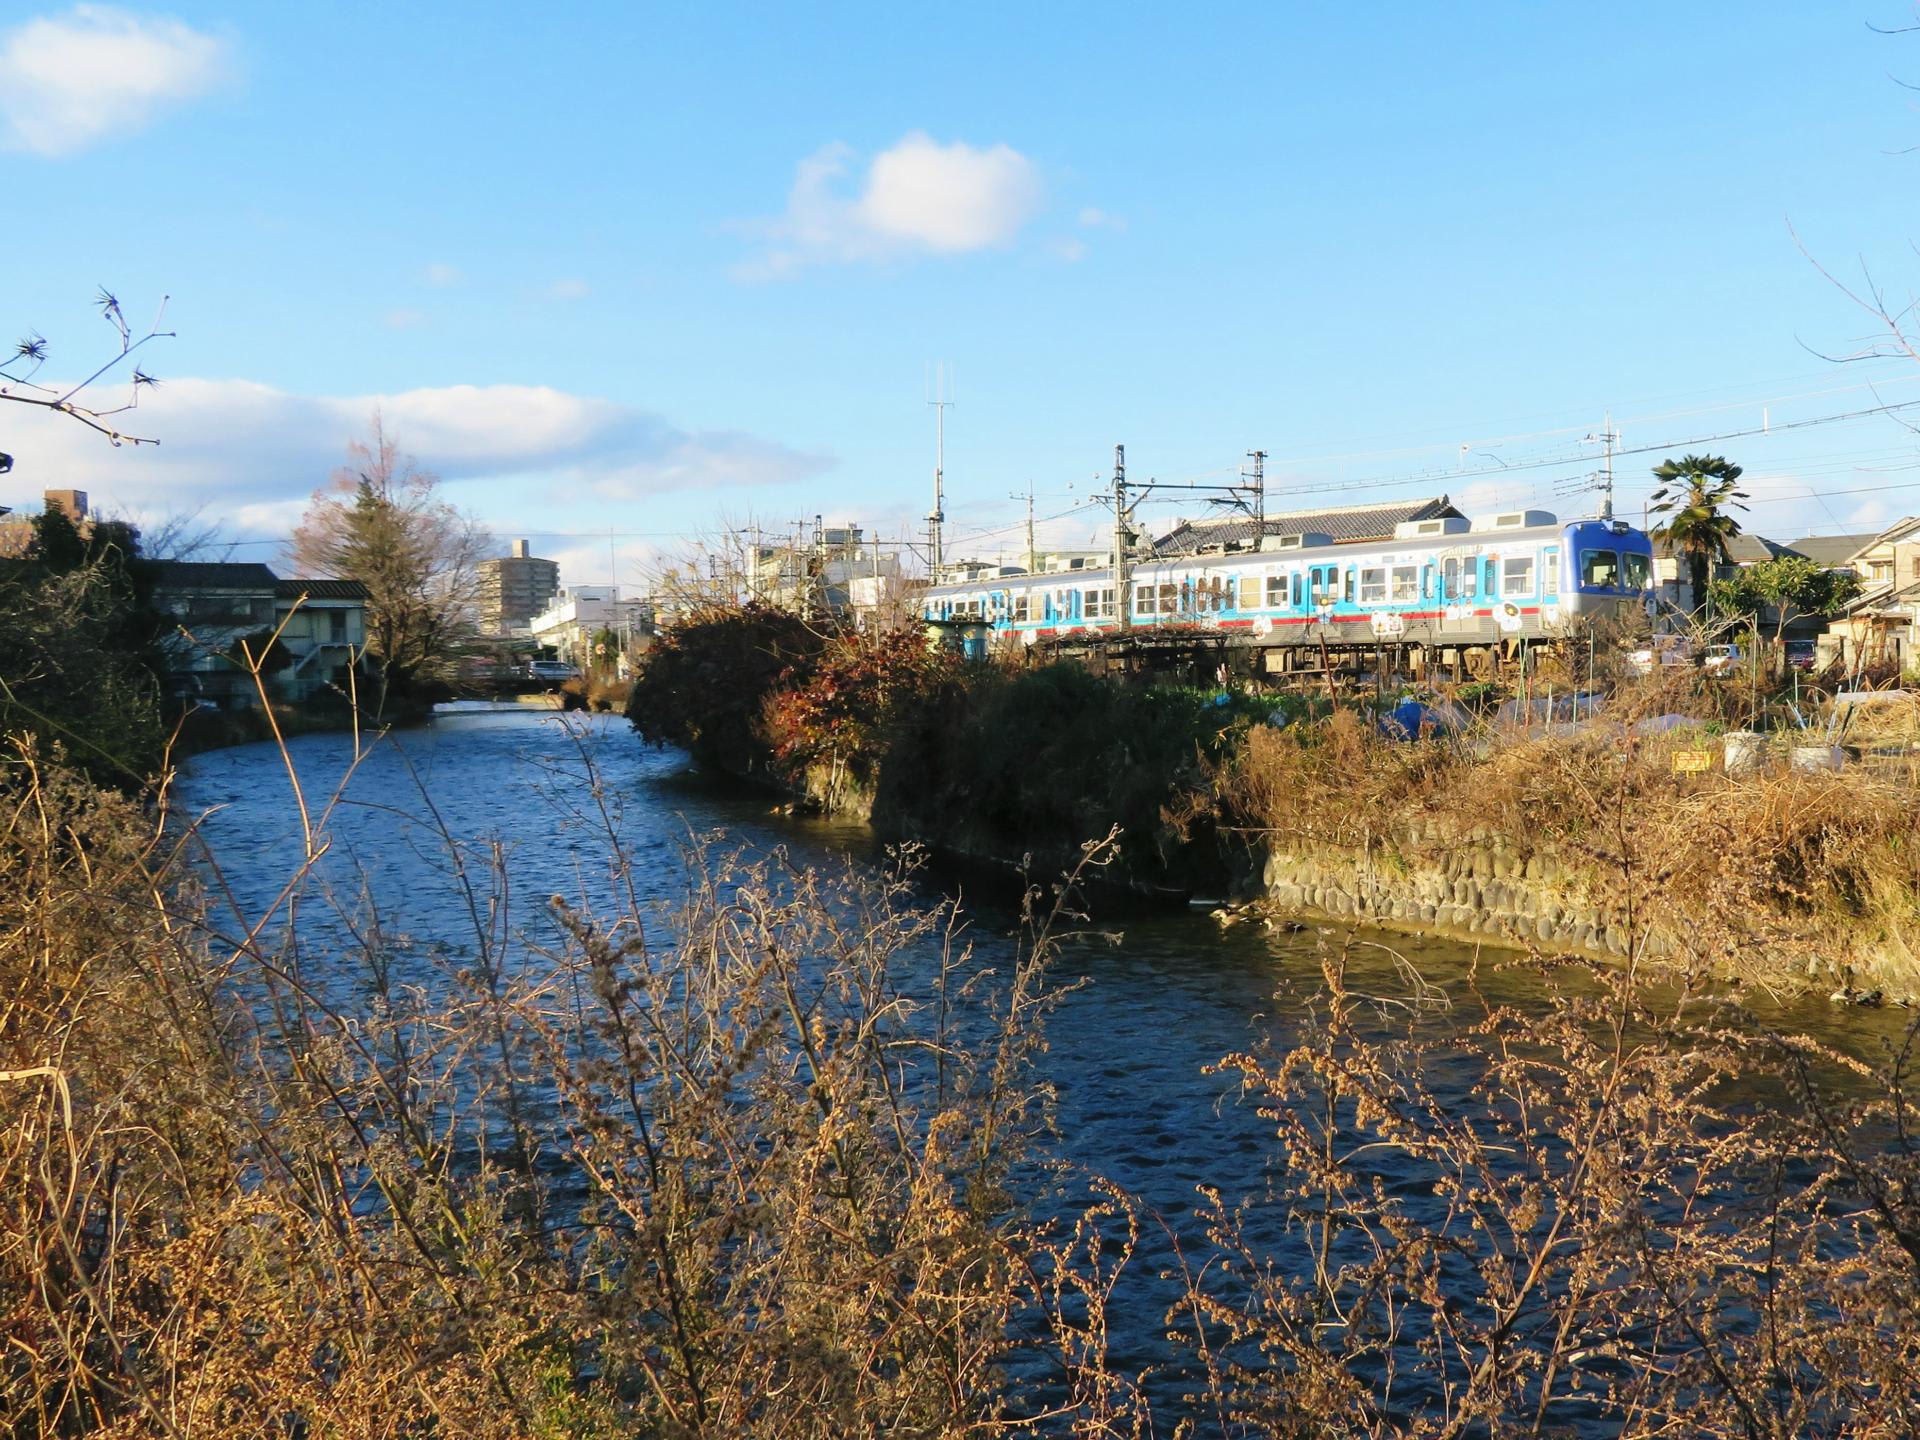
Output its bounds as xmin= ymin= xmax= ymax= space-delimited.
xmin=1672 ymin=749 xmax=1712 ymax=773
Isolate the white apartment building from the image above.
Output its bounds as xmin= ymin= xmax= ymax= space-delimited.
xmin=527 ymin=585 xmax=655 ymax=671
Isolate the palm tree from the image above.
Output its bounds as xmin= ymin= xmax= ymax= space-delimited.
xmin=1648 ymin=453 xmax=1748 ymax=614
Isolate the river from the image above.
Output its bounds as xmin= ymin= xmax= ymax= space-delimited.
xmin=174 ymin=703 xmax=1917 ymax=1428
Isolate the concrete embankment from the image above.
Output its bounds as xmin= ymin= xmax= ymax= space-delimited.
xmin=1256 ymin=826 xmax=1920 ymax=1005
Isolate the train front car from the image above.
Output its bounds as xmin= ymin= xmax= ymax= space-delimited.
xmin=1557 ymin=518 xmax=1657 ymax=625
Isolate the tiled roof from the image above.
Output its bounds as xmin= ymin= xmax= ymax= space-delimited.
xmin=148 ymin=561 xmax=278 ymax=589
xmin=274 ymin=577 xmax=368 ymax=600
xmin=1783 ymin=533 xmax=1880 ymax=567
xmin=1655 ymin=533 xmax=1796 ymax=565
xmin=1149 ymin=496 xmax=1462 ymax=558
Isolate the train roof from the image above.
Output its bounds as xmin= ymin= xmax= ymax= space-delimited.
xmin=1149 ymin=495 xmax=1462 ymax=557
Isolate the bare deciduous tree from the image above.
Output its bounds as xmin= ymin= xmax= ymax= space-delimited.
xmin=289 ymin=413 xmax=491 ymax=710
xmin=0 ymin=289 xmax=172 ymax=450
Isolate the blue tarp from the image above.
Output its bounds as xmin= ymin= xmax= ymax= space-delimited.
xmin=1378 ymin=699 xmax=1465 ymax=741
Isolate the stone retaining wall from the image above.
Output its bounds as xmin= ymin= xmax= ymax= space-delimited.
xmin=1260 ymin=833 xmax=1670 ymax=965
xmin=1260 ymin=830 xmax=1920 ymax=1004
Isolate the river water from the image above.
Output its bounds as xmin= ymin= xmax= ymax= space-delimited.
xmin=174 ymin=704 xmax=1916 ymax=1425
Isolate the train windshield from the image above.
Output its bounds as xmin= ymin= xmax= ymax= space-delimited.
xmin=1623 ymin=552 xmax=1651 ymax=591
xmin=1580 ymin=549 xmax=1620 ymax=588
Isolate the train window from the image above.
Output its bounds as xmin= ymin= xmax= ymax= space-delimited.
xmin=1292 ymin=572 xmax=1304 ymax=607
xmin=1159 ymin=583 xmax=1177 ymax=614
xmin=1359 ymin=567 xmax=1387 ymax=604
xmin=1503 ymin=555 xmax=1534 ymax=595
xmin=1239 ymin=575 xmax=1262 ymax=610
xmin=1443 ymin=557 xmax=1477 ymax=601
xmin=1310 ymin=568 xmax=1330 ymax=605
xmin=1390 ymin=565 xmax=1418 ymax=603
xmin=1581 ymin=550 xmax=1620 ymax=588
xmin=1485 ymin=553 xmax=1502 ymax=600
xmin=1543 ymin=548 xmax=1559 ymax=597
xmin=1264 ymin=573 xmax=1286 ymax=608
xmin=1013 ymin=593 xmax=1030 ymax=623
xmin=1623 ymin=553 xmax=1651 ymax=591
xmin=1133 ymin=589 xmax=1155 ymax=617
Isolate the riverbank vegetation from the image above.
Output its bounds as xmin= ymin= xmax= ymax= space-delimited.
xmin=0 ymin=505 xmax=168 ymax=788
xmin=626 ymin=604 xmax=1920 ymax=998
xmin=5 ymin=725 xmax=1920 ymax=1436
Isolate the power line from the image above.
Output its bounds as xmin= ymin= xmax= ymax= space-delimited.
xmin=1269 ymin=398 xmax=1920 ymax=500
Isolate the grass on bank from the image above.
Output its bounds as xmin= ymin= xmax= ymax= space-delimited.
xmin=5 ymin=709 xmax=1920 ymax=1437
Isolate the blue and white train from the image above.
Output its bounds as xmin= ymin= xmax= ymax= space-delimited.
xmin=924 ymin=510 xmax=1657 ymax=671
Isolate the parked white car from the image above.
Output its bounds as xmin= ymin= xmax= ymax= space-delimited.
xmin=1701 ymin=643 xmax=1743 ymax=675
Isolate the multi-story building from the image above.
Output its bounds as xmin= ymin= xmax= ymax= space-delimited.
xmin=477 ymin=538 xmax=560 ymax=635
xmin=1820 ymin=518 xmax=1920 ymax=669
xmin=148 ymin=561 xmax=369 ymax=706
xmin=0 ymin=488 xmax=92 ymax=556
xmin=527 ymin=585 xmax=655 ymax=673
xmin=751 ymin=525 xmax=900 ymax=616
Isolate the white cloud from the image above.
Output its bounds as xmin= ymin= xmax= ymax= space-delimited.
xmin=1 ymin=377 xmax=833 ymax=534
xmin=740 ymin=131 xmax=1043 ymax=277
xmin=541 ymin=278 xmax=591 ymax=301
xmin=1048 ymin=237 xmax=1088 ymax=263
xmin=1077 ymin=207 xmax=1125 ymax=231
xmin=422 ymin=262 xmax=462 ymax=287
xmin=0 ymin=6 xmax=227 ymax=157
xmin=383 ymin=308 xmax=428 ymax=329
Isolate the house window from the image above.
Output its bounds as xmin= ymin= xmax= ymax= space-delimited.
xmin=1390 ymin=565 xmax=1419 ymax=603
xmin=328 ymin=608 xmax=348 ymax=642
xmin=1359 ymin=567 xmax=1387 ymax=604
xmin=1871 ymin=559 xmax=1894 ymax=582
xmin=1502 ymin=555 xmax=1534 ymax=596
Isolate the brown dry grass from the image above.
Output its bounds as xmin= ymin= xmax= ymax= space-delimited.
xmin=7 ymin=678 xmax=1920 ymax=1436
xmin=1213 ymin=711 xmax=1920 ymax=995
xmin=0 ymin=730 xmax=1123 ymax=1438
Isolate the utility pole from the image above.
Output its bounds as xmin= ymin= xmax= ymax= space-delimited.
xmin=1112 ymin=444 xmax=1132 ymax=632
xmin=1010 ymin=478 xmax=1036 ymax=573
xmin=927 ymin=365 xmax=952 ymax=580
xmin=1586 ymin=414 xmax=1619 ymax=521
xmin=1246 ymin=449 xmax=1267 ymax=534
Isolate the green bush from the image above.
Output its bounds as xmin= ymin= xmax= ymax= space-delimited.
xmin=874 ymin=664 xmax=1255 ymax=890
xmin=625 ymin=604 xmax=825 ymax=776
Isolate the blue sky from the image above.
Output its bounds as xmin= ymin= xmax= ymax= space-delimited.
xmin=7 ymin=2 xmax=1920 ymax=582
